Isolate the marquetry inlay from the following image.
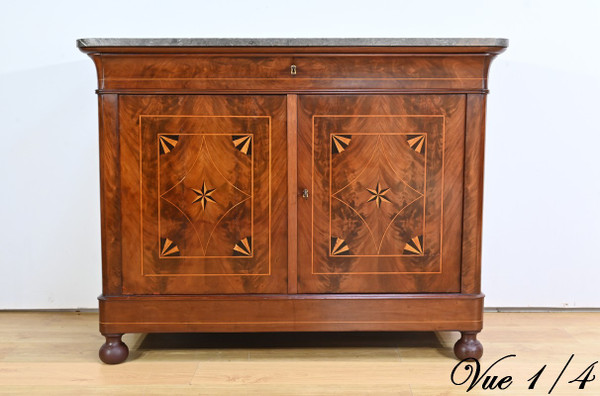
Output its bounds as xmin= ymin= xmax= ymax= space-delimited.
xmin=158 ymin=133 xmax=253 ymax=258
xmin=160 ymin=237 xmax=180 ymax=257
xmin=332 ymin=135 xmax=351 ymax=154
xmin=406 ymin=134 xmax=426 ymax=154
xmin=190 ymin=182 xmax=217 ymax=209
xmin=135 ymin=108 xmax=280 ymax=284
xmin=366 ymin=182 xmax=391 ymax=208
xmin=233 ymin=237 xmax=252 ymax=256
xmin=330 ymin=133 xmax=425 ymax=257
xmin=158 ymin=135 xmax=179 ymax=155
xmin=403 ymin=235 xmax=424 ymax=255
xmin=330 ymin=237 xmax=350 ymax=256
xmin=232 ymin=135 xmax=252 ymax=155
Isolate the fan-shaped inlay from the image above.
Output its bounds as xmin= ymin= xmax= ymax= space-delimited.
xmin=232 ymin=135 xmax=252 ymax=155
xmin=406 ymin=134 xmax=425 ymax=154
xmin=332 ymin=135 xmax=352 ymax=154
xmin=159 ymin=135 xmax=179 ymax=155
xmin=160 ymin=237 xmax=180 ymax=256
xmin=403 ymin=235 xmax=424 ymax=255
xmin=233 ymin=237 xmax=252 ymax=256
xmin=331 ymin=237 xmax=350 ymax=255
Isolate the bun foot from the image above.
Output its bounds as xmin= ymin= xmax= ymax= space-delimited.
xmin=454 ymin=331 xmax=483 ymax=360
xmin=99 ymin=333 xmax=129 ymax=364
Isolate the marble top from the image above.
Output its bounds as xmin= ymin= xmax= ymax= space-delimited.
xmin=76 ymin=38 xmax=508 ymax=48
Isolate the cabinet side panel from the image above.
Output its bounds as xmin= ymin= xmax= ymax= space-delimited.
xmin=98 ymin=94 xmax=122 ymax=295
xmin=461 ymin=94 xmax=486 ymax=294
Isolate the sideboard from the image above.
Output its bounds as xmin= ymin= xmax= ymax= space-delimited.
xmin=77 ymin=38 xmax=507 ymax=364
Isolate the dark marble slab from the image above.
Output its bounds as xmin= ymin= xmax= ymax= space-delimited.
xmin=76 ymin=38 xmax=508 ymax=48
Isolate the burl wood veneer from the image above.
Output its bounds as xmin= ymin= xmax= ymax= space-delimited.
xmin=78 ymin=38 xmax=507 ymax=364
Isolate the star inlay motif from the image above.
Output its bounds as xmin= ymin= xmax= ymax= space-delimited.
xmin=366 ymin=182 xmax=391 ymax=208
xmin=191 ymin=182 xmax=216 ymax=210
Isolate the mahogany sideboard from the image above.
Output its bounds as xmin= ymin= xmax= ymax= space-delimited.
xmin=77 ymin=38 xmax=507 ymax=364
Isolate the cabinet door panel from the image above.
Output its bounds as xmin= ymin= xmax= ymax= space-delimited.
xmin=297 ymin=95 xmax=465 ymax=293
xmin=119 ymin=95 xmax=287 ymax=294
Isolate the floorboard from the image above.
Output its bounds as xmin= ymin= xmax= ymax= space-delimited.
xmin=0 ymin=312 xmax=598 ymax=395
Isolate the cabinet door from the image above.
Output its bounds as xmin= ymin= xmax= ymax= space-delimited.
xmin=118 ymin=95 xmax=287 ymax=294
xmin=297 ymin=95 xmax=465 ymax=293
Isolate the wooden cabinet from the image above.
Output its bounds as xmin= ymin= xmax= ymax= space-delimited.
xmin=78 ymin=38 xmax=507 ymax=364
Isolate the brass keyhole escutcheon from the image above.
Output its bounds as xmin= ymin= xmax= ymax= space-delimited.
xmin=291 ymin=64 xmax=297 ymax=75
xmin=302 ymin=188 xmax=309 ymax=199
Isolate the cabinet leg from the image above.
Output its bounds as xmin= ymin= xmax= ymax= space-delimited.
xmin=99 ymin=333 xmax=129 ymax=364
xmin=454 ymin=331 xmax=483 ymax=360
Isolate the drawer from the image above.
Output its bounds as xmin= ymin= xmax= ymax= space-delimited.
xmin=97 ymin=54 xmax=486 ymax=92
xmin=99 ymin=55 xmax=293 ymax=90
xmin=291 ymin=55 xmax=486 ymax=91
xmin=293 ymin=55 xmax=484 ymax=80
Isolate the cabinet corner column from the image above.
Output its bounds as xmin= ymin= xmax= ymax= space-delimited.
xmin=98 ymin=94 xmax=122 ymax=296
xmin=461 ymin=94 xmax=487 ymax=294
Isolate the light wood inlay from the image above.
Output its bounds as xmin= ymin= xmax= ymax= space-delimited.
xmin=297 ymin=95 xmax=464 ymax=293
xmin=119 ymin=96 xmax=288 ymax=294
xmin=329 ymin=133 xmax=427 ymax=258
xmin=157 ymin=133 xmax=252 ymax=259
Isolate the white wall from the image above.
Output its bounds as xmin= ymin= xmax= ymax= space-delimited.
xmin=1 ymin=0 xmax=598 ymax=309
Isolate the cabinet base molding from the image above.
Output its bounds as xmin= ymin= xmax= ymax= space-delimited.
xmin=99 ymin=293 xmax=483 ymax=334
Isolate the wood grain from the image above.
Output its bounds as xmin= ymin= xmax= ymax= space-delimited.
xmin=117 ymin=95 xmax=288 ymax=295
xmin=98 ymin=294 xmax=483 ymax=334
xmin=297 ymin=95 xmax=465 ymax=293
xmin=98 ymin=94 xmax=122 ymax=295
xmin=461 ymin=94 xmax=486 ymax=294
xmin=287 ymin=94 xmax=298 ymax=294
xmin=83 ymin=52 xmax=499 ymax=93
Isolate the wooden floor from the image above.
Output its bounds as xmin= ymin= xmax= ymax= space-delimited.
xmin=0 ymin=312 xmax=598 ymax=395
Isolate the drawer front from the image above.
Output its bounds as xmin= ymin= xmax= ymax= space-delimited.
xmin=118 ymin=95 xmax=288 ymax=294
xmin=297 ymin=95 xmax=465 ymax=293
xmin=292 ymin=55 xmax=484 ymax=90
xmin=97 ymin=54 xmax=486 ymax=92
